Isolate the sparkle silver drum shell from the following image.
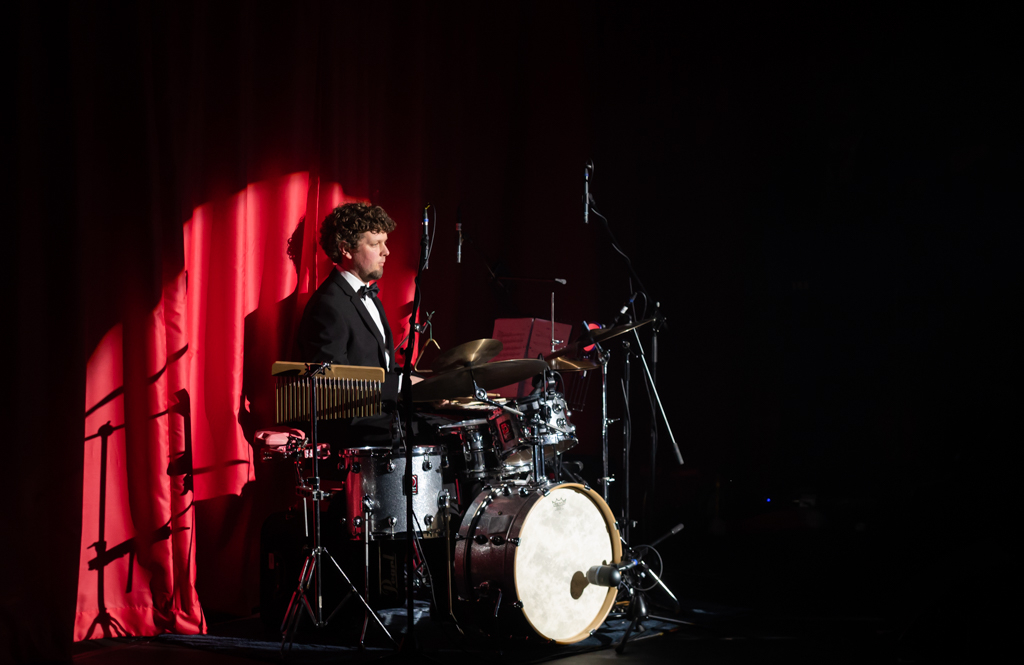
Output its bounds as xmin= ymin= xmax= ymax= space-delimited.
xmin=513 ymin=393 xmax=577 ymax=453
xmin=454 ymin=483 xmax=622 ymax=644
xmin=339 ymin=446 xmax=445 ymax=540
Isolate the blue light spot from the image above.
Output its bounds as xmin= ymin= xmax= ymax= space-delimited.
xmin=766 ymin=498 xmax=771 ymax=502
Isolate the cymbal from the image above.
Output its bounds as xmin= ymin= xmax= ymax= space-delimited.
xmin=411 ymin=359 xmax=548 ymax=402
xmin=431 ymin=338 xmax=503 ymax=373
xmin=545 ymin=356 xmax=600 ymax=372
xmin=548 ymin=318 xmax=653 ymax=358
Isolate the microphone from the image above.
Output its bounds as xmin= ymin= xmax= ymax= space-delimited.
xmin=585 ymin=558 xmax=640 ymax=587
xmin=585 ymin=565 xmax=620 ymax=587
xmin=422 ymin=204 xmax=430 ymax=268
xmin=612 ymin=293 xmax=637 ymax=325
xmin=456 ymin=223 xmax=462 ymax=264
xmin=583 ymin=162 xmax=591 ymax=224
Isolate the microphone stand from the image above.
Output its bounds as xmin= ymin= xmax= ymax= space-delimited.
xmin=585 ymin=167 xmax=683 ymax=541
xmin=396 ymin=206 xmax=431 ymax=654
xmin=613 ymin=524 xmax=692 ymax=654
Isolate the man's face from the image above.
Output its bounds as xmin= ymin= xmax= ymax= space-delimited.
xmin=342 ymin=230 xmax=390 ymax=282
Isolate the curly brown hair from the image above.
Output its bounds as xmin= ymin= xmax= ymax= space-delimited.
xmin=319 ymin=203 xmax=397 ymax=264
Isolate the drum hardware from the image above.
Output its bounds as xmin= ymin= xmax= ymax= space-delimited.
xmin=616 ymin=314 xmax=681 ymax=543
xmin=278 ymin=361 xmax=396 ymax=653
xmin=610 ymin=523 xmax=689 ymax=654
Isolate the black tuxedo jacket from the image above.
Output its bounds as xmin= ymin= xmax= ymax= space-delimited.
xmin=296 ymin=268 xmax=400 ymax=440
xmin=298 ymin=268 xmax=394 ymax=369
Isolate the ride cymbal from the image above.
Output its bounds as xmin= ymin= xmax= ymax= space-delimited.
xmin=411 ymin=359 xmax=547 ymax=402
xmin=548 ymin=318 xmax=654 ymax=358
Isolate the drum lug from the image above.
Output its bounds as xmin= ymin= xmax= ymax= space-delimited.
xmin=386 ymin=516 xmax=397 ymax=528
xmin=490 ymin=535 xmax=505 ymax=546
xmin=508 ymin=537 xmax=520 ymax=547
xmin=422 ymin=458 xmax=432 ymax=471
xmin=351 ymin=461 xmax=361 ymax=473
xmin=518 ymin=487 xmax=530 ymax=497
xmin=474 ymin=534 xmax=489 ymax=545
xmin=540 ymin=487 xmax=551 ymax=497
xmin=583 ymin=483 xmax=591 ymax=491
xmin=511 ymin=601 xmax=523 ymax=609
xmin=386 ymin=460 xmax=396 ymax=473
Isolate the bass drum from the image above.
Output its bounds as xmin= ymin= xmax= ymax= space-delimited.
xmin=454 ymin=483 xmax=621 ymax=644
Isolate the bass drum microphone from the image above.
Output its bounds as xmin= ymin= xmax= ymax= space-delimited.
xmin=585 ymin=558 xmax=641 ymax=587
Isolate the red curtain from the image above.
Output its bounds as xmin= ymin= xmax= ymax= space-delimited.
xmin=76 ymin=169 xmax=425 ymax=635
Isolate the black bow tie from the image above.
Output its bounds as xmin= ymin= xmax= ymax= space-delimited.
xmin=358 ymin=283 xmax=380 ymax=299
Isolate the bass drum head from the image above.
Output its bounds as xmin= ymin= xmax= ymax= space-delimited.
xmin=513 ymin=484 xmax=620 ymax=643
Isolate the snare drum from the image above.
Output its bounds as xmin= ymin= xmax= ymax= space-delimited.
xmin=339 ymin=446 xmax=446 ymax=540
xmin=454 ymin=483 xmax=621 ymax=644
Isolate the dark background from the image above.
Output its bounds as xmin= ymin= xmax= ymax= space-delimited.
xmin=9 ymin=2 xmax=1019 ymax=662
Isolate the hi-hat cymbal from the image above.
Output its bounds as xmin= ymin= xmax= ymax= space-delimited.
xmin=548 ymin=319 xmax=654 ymax=358
xmin=431 ymin=338 xmax=503 ymax=373
xmin=411 ymin=359 xmax=548 ymax=402
xmin=545 ymin=356 xmax=600 ymax=372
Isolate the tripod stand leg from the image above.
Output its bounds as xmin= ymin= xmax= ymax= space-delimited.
xmin=359 ymin=511 xmax=371 ymax=647
xmin=615 ymin=590 xmax=648 ymax=654
xmin=280 ymin=553 xmax=317 ymax=652
xmin=327 ymin=552 xmax=397 ymax=645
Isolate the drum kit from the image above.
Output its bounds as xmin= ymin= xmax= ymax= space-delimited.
xmin=266 ymin=319 xmax=685 ymax=651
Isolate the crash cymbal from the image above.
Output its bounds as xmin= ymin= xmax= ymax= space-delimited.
xmin=431 ymin=338 xmax=503 ymax=373
xmin=411 ymin=359 xmax=548 ymax=402
xmin=548 ymin=318 xmax=654 ymax=358
xmin=545 ymin=356 xmax=600 ymax=372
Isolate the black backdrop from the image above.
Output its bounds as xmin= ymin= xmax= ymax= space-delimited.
xmin=9 ymin=2 xmax=1020 ymax=662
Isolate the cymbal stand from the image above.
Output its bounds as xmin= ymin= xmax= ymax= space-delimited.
xmin=594 ymin=340 xmax=614 ymax=503
xmin=621 ymin=338 xmax=632 ymax=543
xmin=615 ymin=319 xmax=683 ymax=545
xmin=628 ymin=326 xmax=682 ymax=465
xmin=280 ymin=362 xmax=395 ymax=652
xmin=614 ymin=523 xmax=690 ymax=654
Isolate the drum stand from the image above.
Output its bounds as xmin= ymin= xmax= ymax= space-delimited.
xmin=280 ymin=362 xmax=395 ymax=653
xmin=613 ymin=523 xmax=690 ymax=653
